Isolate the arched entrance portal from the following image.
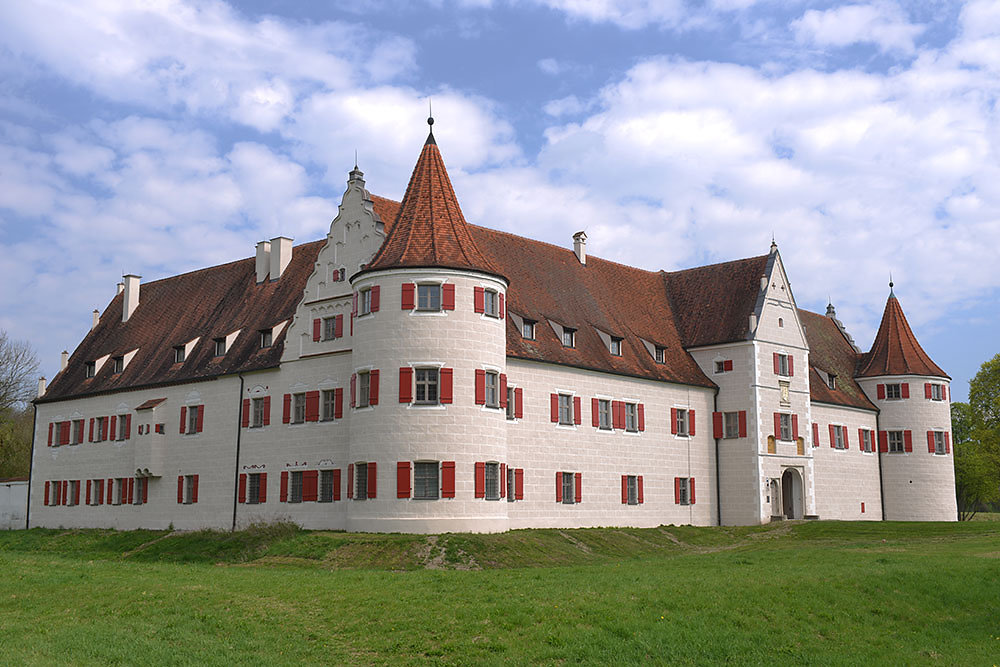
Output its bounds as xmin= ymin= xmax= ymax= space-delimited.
xmin=781 ymin=468 xmax=803 ymax=519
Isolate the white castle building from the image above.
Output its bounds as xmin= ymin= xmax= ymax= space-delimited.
xmin=29 ymin=122 xmax=957 ymax=532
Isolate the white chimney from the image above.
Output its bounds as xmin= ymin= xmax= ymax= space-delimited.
xmin=255 ymin=241 xmax=271 ymax=283
xmin=123 ymin=274 xmax=141 ymax=322
xmin=92 ymin=309 xmax=100 ymax=330
xmin=573 ymin=231 xmax=587 ymax=265
xmin=760 ymin=276 xmax=768 ymax=291
xmin=116 ymin=282 xmax=124 ymax=295
xmin=37 ymin=376 xmax=46 ymax=397
xmin=60 ymin=350 xmax=69 ymax=371
xmin=270 ymin=236 xmax=293 ymax=280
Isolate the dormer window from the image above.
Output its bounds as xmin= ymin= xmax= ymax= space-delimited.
xmin=417 ymin=284 xmax=441 ymax=311
xmin=522 ymin=320 xmax=536 ymax=340
xmin=654 ymin=347 xmax=665 ymax=364
xmin=85 ymin=361 xmax=96 ymax=378
xmin=562 ymin=327 xmax=576 ymax=348
xmin=112 ymin=356 xmax=124 ymax=374
xmin=214 ymin=338 xmax=226 ymax=356
xmin=610 ymin=337 xmax=623 ymax=356
xmin=260 ymin=329 xmax=273 ymax=348
xmin=827 ymin=374 xmax=837 ymax=390
xmin=173 ymin=346 xmax=185 ymax=363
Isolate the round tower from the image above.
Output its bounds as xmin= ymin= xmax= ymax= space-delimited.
xmin=346 ymin=121 xmax=510 ymax=533
xmin=856 ymin=285 xmax=957 ymax=521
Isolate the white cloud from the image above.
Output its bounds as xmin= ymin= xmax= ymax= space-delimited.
xmin=529 ymin=0 xmax=686 ymax=30
xmin=791 ymin=2 xmax=925 ymax=54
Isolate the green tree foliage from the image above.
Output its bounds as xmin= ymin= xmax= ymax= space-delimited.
xmin=0 ymin=330 xmax=39 ymax=478
xmin=953 ymin=353 xmax=1000 ymax=520
xmin=0 ymin=408 xmax=33 ymax=478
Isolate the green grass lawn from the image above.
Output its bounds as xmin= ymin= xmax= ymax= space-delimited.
xmin=1 ymin=521 xmax=998 ymax=665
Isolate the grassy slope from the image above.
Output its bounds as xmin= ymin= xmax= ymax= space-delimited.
xmin=0 ymin=521 xmax=998 ymax=665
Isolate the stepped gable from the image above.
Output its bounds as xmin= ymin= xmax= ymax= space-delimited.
xmin=363 ymin=132 xmax=502 ymax=279
xmin=857 ymin=293 xmax=947 ymax=378
xmin=470 ymin=226 xmax=714 ymax=388
xmin=798 ymin=309 xmax=875 ymax=410
xmin=663 ymin=255 xmax=769 ymax=348
xmin=38 ymin=241 xmax=325 ymax=403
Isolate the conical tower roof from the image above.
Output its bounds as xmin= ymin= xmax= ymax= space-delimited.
xmin=857 ymin=291 xmax=947 ymax=378
xmin=362 ymin=127 xmax=504 ymax=280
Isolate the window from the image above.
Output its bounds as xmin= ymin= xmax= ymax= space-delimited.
xmin=322 ymin=389 xmax=336 ymax=421
xmin=674 ymin=409 xmax=689 ymax=437
xmin=776 ymin=353 xmax=789 ymax=376
xmin=290 ymin=471 xmax=303 ymax=503
xmin=133 ymin=478 xmax=146 ymax=506
xmin=522 ymin=320 xmax=535 ymax=339
xmin=715 ymin=361 xmax=726 ymax=374
xmin=933 ymin=431 xmax=946 ymax=455
xmin=484 ymin=371 xmax=499 ymax=408
xmin=598 ymin=399 xmax=612 ymax=430
xmin=214 ymin=338 xmax=226 ymax=356
xmin=173 ymin=346 xmax=185 ymax=363
xmin=827 ymin=374 xmax=837 ymax=390
xmin=610 ymin=337 xmax=622 ymax=356
xmin=72 ymin=420 xmax=85 ymax=445
xmin=323 ymin=317 xmax=337 ymax=340
xmin=779 ymin=414 xmax=793 ymax=441
xmin=724 ymin=412 xmax=740 ymax=439
xmin=507 ymin=467 xmax=516 ymax=502
xmin=562 ymin=327 xmax=576 ymax=348
xmin=414 ymin=462 xmax=439 ymax=500
xmin=654 ymin=347 xmax=665 ymax=364
xmin=118 ymin=414 xmax=130 ymax=440
xmin=833 ymin=425 xmax=845 ymax=449
xmin=886 ymin=383 xmax=902 ymax=400
xmin=415 ymin=368 xmax=439 ymax=405
xmin=417 ymin=284 xmax=441 ymax=311
xmin=94 ymin=416 xmax=107 ymax=442
xmin=626 ymin=475 xmax=639 ymax=505
xmin=888 ymin=430 xmax=904 ymax=453
xmin=861 ymin=430 xmax=873 ymax=453
xmin=112 ymin=356 xmax=124 ymax=374
xmin=358 ymin=372 xmax=371 ymax=408
xmin=260 ymin=329 xmax=273 ymax=348
xmin=85 ymin=362 xmax=96 ymax=378
xmin=319 ymin=470 xmax=334 ymax=502
xmin=359 ymin=288 xmax=373 ymax=315
xmin=292 ymin=393 xmax=306 ymax=424
xmin=677 ymin=477 xmax=692 ymax=505
xmin=481 ymin=462 xmax=500 ymax=500
xmin=558 ymin=394 xmax=574 ymax=425
xmin=252 ymin=397 xmax=266 ymax=428
xmin=625 ymin=403 xmax=639 ymax=432
xmin=561 ymin=471 xmax=576 ymax=504
xmin=506 ymin=387 xmax=516 ymax=420
xmin=183 ymin=475 xmax=197 ymax=504
xmin=67 ymin=480 xmax=79 ymax=506
xmin=354 ymin=463 xmax=368 ymax=500
xmin=88 ymin=479 xmax=103 ymax=506
xmin=483 ymin=289 xmax=498 ymax=317
xmin=929 ymin=384 xmax=943 ymax=401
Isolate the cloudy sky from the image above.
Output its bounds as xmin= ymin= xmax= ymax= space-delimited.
xmin=1 ymin=0 xmax=998 ymax=400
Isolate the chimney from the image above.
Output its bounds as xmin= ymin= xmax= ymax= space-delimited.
xmin=255 ymin=241 xmax=271 ymax=283
xmin=116 ymin=282 xmax=124 ymax=295
xmin=122 ymin=274 xmax=141 ymax=322
xmin=572 ymin=231 xmax=587 ymax=265
xmin=270 ymin=236 xmax=293 ymax=280
xmin=92 ymin=309 xmax=100 ymax=330
xmin=37 ymin=376 xmax=46 ymax=397
xmin=760 ymin=276 xmax=768 ymax=291
xmin=60 ymin=350 xmax=69 ymax=371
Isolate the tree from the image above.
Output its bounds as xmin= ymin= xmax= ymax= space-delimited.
xmin=953 ymin=353 xmax=1000 ymax=520
xmin=0 ymin=330 xmax=40 ymax=414
xmin=969 ymin=353 xmax=1000 ymax=431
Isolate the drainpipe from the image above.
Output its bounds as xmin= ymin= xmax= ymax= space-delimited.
xmin=875 ymin=410 xmax=886 ymax=521
xmin=25 ymin=402 xmax=38 ymax=529
xmin=231 ymin=374 xmax=245 ymax=532
xmin=713 ymin=386 xmax=722 ymax=527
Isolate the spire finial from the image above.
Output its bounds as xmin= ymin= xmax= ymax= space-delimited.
xmin=889 ymin=273 xmax=895 ymax=297
xmin=428 ymin=98 xmax=434 ymax=130
xmin=354 ymin=149 xmax=358 ymax=170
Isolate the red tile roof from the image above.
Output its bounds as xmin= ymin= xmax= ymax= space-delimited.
xmin=363 ymin=133 xmax=502 ymax=279
xmin=857 ymin=294 xmax=947 ymax=378
xmin=799 ymin=309 xmax=875 ymax=410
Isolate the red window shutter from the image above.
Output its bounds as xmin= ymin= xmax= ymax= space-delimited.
xmin=592 ymin=398 xmax=600 ymax=427
xmin=367 ymin=462 xmax=377 ymax=498
xmin=904 ymin=430 xmax=913 ymax=452
xmin=901 ymin=383 xmax=909 ymax=399
xmin=306 ymin=391 xmax=319 ymax=422
xmin=943 ymin=385 xmax=948 ymax=401
xmin=514 ymin=468 xmax=524 ymax=499
xmin=638 ymin=404 xmax=645 ymax=431
xmin=674 ymin=477 xmax=681 ymax=504
xmin=177 ymin=476 xmax=184 ymax=503
xmin=724 ymin=359 xmax=733 ymax=372
xmin=555 ymin=472 xmax=562 ymax=502
xmin=192 ymin=475 xmax=199 ymax=503
xmin=62 ymin=480 xmax=68 ymax=505
xmin=812 ymin=422 xmax=819 ymax=447
xmin=638 ymin=475 xmax=644 ymax=504
xmin=713 ymin=412 xmax=723 ymax=439
xmin=788 ymin=356 xmax=794 ymax=377
xmin=369 ymin=369 xmax=379 ymax=405
xmin=334 ymin=387 xmax=343 ymax=419
xmin=44 ymin=481 xmax=49 ymax=505
xmin=474 ymin=286 xmax=485 ymax=313
xmin=331 ymin=469 xmax=339 ymax=501
xmin=684 ymin=410 xmax=694 ymax=434
xmin=842 ymin=427 xmax=849 ymax=449
xmin=108 ymin=417 xmax=116 ymax=442
xmin=945 ymin=432 xmax=951 ymax=454
xmin=347 ymin=464 xmax=354 ymax=499
xmin=399 ymin=367 xmax=413 ymax=403
xmin=262 ymin=396 xmax=271 ymax=425
xmin=335 ymin=314 xmax=343 ymax=338
xmin=397 ymin=462 xmax=411 ymax=498
xmin=775 ymin=413 xmax=782 ymax=439
xmin=241 ymin=399 xmax=250 ymax=427
xmin=97 ymin=479 xmax=104 ymax=505
xmin=499 ymin=464 xmax=507 ymax=498
xmin=573 ymin=396 xmax=581 ymax=425
xmin=280 ymin=471 xmax=289 ymax=502
xmin=180 ymin=407 xmax=187 ymax=434
xmin=859 ymin=429 xmax=865 ymax=451
xmin=105 ymin=478 xmax=111 ymax=504
xmin=101 ymin=417 xmax=108 ymax=440
xmin=126 ymin=414 xmax=133 ymax=438
xmin=303 ymin=470 xmax=318 ymax=502
xmin=670 ymin=407 xmax=678 ymax=434
xmin=498 ymin=292 xmax=505 ymax=319
xmin=514 ymin=388 xmax=523 ymax=419
xmin=689 ymin=478 xmax=696 ymax=504
xmin=574 ymin=473 xmax=582 ymax=503
xmin=47 ymin=422 xmax=53 ymax=446
xmin=475 ymin=462 xmax=485 ymax=498
xmin=622 ymin=475 xmax=628 ymax=504
xmin=927 ymin=431 xmax=935 ymax=453
xmin=350 ymin=312 xmax=354 ymax=336
xmin=350 ymin=374 xmax=356 ymax=408
xmin=74 ymin=480 xmax=81 ymax=506
xmin=924 ymin=383 xmax=932 ymax=399
xmin=239 ymin=474 xmax=247 ymax=503
xmin=878 ymin=430 xmax=888 ymax=452
xmin=739 ymin=411 xmax=747 ymax=438
xmin=282 ymin=394 xmax=291 ymax=423
xmin=442 ymin=461 xmax=456 ymax=498
xmin=440 ymin=368 xmax=453 ymax=404
xmin=500 ymin=374 xmax=508 ymax=409
xmin=773 ymin=352 xmax=780 ymax=375
xmin=89 ymin=418 xmax=94 ymax=442
xmin=475 ymin=369 xmax=486 ymax=405
xmin=877 ymin=384 xmax=885 ymax=399
xmin=401 ymin=283 xmax=415 ymax=310
xmin=829 ymin=424 xmax=835 ymax=448
xmin=611 ymin=401 xmax=620 ymax=429
xmin=313 ymin=318 xmax=321 ymax=342
xmin=86 ymin=479 xmax=92 ymax=505
xmin=550 ymin=393 xmax=558 ymax=422
xmin=370 ymin=285 xmax=380 ymax=312
xmin=142 ymin=478 xmax=148 ymax=504
xmin=442 ymin=283 xmax=455 ymax=310
xmin=791 ymin=414 xmax=799 ymax=440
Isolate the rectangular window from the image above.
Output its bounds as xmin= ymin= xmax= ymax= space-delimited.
xmin=323 ymin=317 xmax=337 ymax=340
xmin=133 ymin=478 xmax=146 ymax=506
xmin=72 ymin=420 xmax=85 ymax=445
xmin=675 ymin=409 xmax=689 ymax=437
xmin=414 ymin=462 xmax=439 ymax=500
xmin=610 ymin=337 xmax=622 ymax=356
xmin=173 ymin=346 xmax=185 ymax=363
xmin=715 ymin=361 xmax=725 ymax=374
xmin=322 ymin=390 xmax=336 ymax=421
xmin=779 ymin=414 xmax=793 ymax=441
xmin=484 ymin=462 xmax=500 ymax=500
xmin=506 ymin=387 xmax=516 ymax=420
xmin=359 ymin=288 xmax=373 ymax=315
xmin=861 ymin=429 xmax=873 ymax=453
xmin=562 ymin=472 xmax=575 ymax=504
xmin=484 ymin=372 xmax=499 ymax=408
xmin=119 ymin=414 xmax=130 ymax=440
xmin=598 ymin=399 xmax=612 ymax=430
xmin=252 ymin=398 xmax=265 ymax=428
xmin=184 ymin=475 xmax=196 ymax=504
xmin=358 ymin=372 xmax=371 ymax=408
xmin=930 ymin=384 xmax=943 ymax=401
xmin=292 ymin=393 xmax=306 ymax=424
xmin=827 ymin=374 xmax=837 ymax=390
xmin=833 ymin=425 xmax=845 ymax=449
xmin=724 ymin=412 xmax=740 ymax=439
xmin=319 ymin=470 xmax=334 ymax=502
xmin=558 ymin=394 xmax=574 ymax=425
xmin=522 ymin=320 xmax=535 ymax=339
xmin=186 ymin=408 xmax=198 ymax=434
xmin=934 ymin=431 xmax=946 ymax=455
xmin=214 ymin=338 xmax=226 ymax=356
xmin=507 ymin=466 xmax=515 ymax=502
xmin=89 ymin=480 xmax=102 ymax=506
xmin=417 ymin=284 xmax=441 ymax=311
xmin=626 ymin=475 xmax=639 ymax=505
xmin=260 ymin=329 xmax=273 ymax=348
xmin=677 ymin=477 xmax=691 ymax=505
xmin=562 ymin=327 xmax=576 ymax=348
xmin=94 ymin=416 xmax=107 ymax=442
xmin=355 ymin=463 xmax=368 ymax=500
xmin=888 ymin=430 xmax=904 ymax=453
xmin=886 ymin=383 xmax=902 ymax=400
xmin=290 ymin=471 xmax=303 ymax=503
xmin=654 ymin=347 xmax=665 ymax=364
xmin=248 ymin=473 xmax=263 ymax=504
xmin=67 ymin=480 xmax=79 ymax=506
xmin=483 ymin=289 xmax=498 ymax=317
xmin=85 ymin=362 xmax=96 ymax=378
xmin=112 ymin=356 xmax=124 ymax=374
xmin=415 ymin=368 xmax=439 ymax=405
xmin=625 ymin=403 xmax=638 ymax=432
xmin=776 ymin=353 xmax=789 ymax=376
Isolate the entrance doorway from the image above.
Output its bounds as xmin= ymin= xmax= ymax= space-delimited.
xmin=781 ymin=468 xmax=803 ymax=519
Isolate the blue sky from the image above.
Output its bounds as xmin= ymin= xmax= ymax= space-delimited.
xmin=1 ymin=0 xmax=998 ymax=401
